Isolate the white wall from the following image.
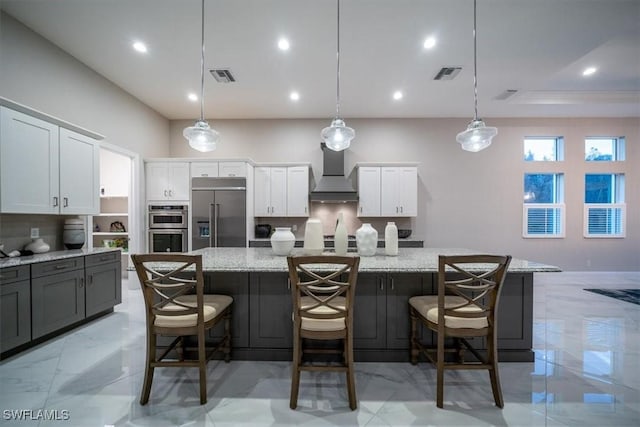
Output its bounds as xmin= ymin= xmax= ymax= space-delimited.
xmin=169 ymin=117 xmax=639 ymax=271
xmin=0 ymin=12 xmax=170 ymax=158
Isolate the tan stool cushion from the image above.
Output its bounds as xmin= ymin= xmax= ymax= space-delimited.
xmin=299 ymin=295 xmax=346 ymax=332
xmin=409 ymin=295 xmax=488 ymax=329
xmin=154 ymin=294 xmax=232 ymax=328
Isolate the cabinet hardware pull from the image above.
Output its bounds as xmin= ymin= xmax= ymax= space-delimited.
xmin=63 ymin=197 xmax=69 ymax=207
xmin=53 ymin=197 xmax=59 ymax=207
xmin=79 ymin=279 xmax=84 ymax=288
xmin=169 ymin=190 xmax=173 ymax=197
xmin=202 ymin=173 xmax=208 ymax=177
xmin=396 ymin=206 xmax=399 ymax=213
xmin=287 ymin=278 xmax=291 ymax=290
xmin=88 ymin=275 xmax=93 ymax=285
xmin=379 ymin=276 xmax=383 ymax=291
xmin=55 ymin=265 xmax=67 ymax=270
xmin=390 ymin=277 xmax=394 ymax=291
xmin=163 ymin=190 xmax=168 ymax=197
xmin=229 ymin=173 xmax=236 ymax=177
xmin=400 ymin=206 xmax=403 ymax=213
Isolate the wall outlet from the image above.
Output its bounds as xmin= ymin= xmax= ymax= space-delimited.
xmin=291 ymin=225 xmax=297 ymax=232
xmin=30 ymin=227 xmax=40 ymax=238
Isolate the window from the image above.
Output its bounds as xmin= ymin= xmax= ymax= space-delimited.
xmin=584 ymin=174 xmax=625 ymax=237
xmin=585 ymin=137 xmax=625 ymax=161
xmin=524 ymin=137 xmax=564 ymax=161
xmin=523 ymin=173 xmax=565 ymax=238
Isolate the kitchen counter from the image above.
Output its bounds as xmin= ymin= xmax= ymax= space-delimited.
xmin=248 ymin=238 xmax=424 ymax=249
xmin=187 ymin=247 xmax=560 ymax=273
xmin=0 ymin=247 xmax=121 ymax=268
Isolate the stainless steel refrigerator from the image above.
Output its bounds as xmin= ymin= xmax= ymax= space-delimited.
xmin=191 ymin=177 xmax=246 ymax=249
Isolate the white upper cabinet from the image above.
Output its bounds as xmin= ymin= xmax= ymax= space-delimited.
xmin=0 ymin=106 xmax=99 ymax=214
xmin=254 ymin=167 xmax=287 ymax=216
xmin=358 ymin=165 xmax=417 ymax=217
xmin=219 ymin=161 xmax=246 ymax=177
xmin=59 ymin=128 xmax=100 ymax=214
xmin=357 ymin=167 xmax=381 ymax=216
xmin=190 ymin=162 xmax=219 ymax=178
xmin=254 ymin=166 xmax=307 ymax=217
xmin=380 ymin=167 xmax=418 ymax=217
xmin=146 ymin=162 xmax=190 ymax=201
xmin=287 ymin=166 xmax=309 ymax=217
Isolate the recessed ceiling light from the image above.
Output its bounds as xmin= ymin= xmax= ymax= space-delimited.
xmin=187 ymin=93 xmax=198 ymax=102
xmin=423 ymin=37 xmax=437 ymax=49
xmin=290 ymin=91 xmax=300 ymax=101
xmin=582 ymin=66 xmax=597 ymax=76
xmin=132 ymin=41 xmax=148 ymax=53
xmin=278 ymin=38 xmax=290 ymax=51
xmin=393 ymin=91 xmax=403 ymax=100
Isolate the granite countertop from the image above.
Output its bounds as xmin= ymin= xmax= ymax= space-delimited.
xmin=186 ymin=247 xmax=560 ymax=273
xmin=0 ymin=248 xmax=122 ymax=268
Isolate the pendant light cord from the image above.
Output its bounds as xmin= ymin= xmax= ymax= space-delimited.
xmin=335 ymin=0 xmax=341 ymax=119
xmin=473 ymin=0 xmax=478 ymax=121
xmin=199 ymin=0 xmax=205 ymax=122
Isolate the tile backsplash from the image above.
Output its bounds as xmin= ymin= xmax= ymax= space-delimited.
xmin=255 ymin=203 xmax=412 ymax=239
xmin=0 ymin=214 xmax=87 ymax=253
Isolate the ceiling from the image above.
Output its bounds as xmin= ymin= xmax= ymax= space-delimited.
xmin=2 ymin=0 xmax=639 ymax=120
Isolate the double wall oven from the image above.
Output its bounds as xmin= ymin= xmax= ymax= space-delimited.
xmin=148 ymin=205 xmax=188 ymax=252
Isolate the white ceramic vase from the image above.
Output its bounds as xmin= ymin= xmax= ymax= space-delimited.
xmin=384 ymin=222 xmax=398 ymax=256
xmin=25 ymin=238 xmax=50 ymax=254
xmin=334 ymin=212 xmax=348 ymax=256
xmin=303 ymin=219 xmax=324 ymax=255
xmin=356 ymin=223 xmax=378 ymax=256
xmin=270 ymin=227 xmax=295 ymax=256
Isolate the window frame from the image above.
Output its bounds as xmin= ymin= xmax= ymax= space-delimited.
xmin=583 ymin=173 xmax=626 ymax=238
xmin=523 ymin=173 xmax=565 ymax=238
xmin=584 ymin=137 xmax=625 ymax=162
xmin=523 ymin=136 xmax=564 ymax=162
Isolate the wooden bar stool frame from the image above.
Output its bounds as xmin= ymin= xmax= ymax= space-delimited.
xmin=409 ymin=254 xmax=512 ymax=408
xmin=132 ymin=253 xmax=232 ymax=405
xmin=287 ymin=255 xmax=360 ymax=410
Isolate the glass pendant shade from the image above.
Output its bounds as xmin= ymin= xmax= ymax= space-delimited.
xmin=183 ymin=120 xmax=219 ymax=152
xmin=456 ymin=118 xmax=497 ymax=152
xmin=321 ymin=118 xmax=355 ymax=152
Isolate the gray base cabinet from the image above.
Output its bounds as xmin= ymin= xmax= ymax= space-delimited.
xmin=205 ymin=272 xmax=250 ymax=348
xmin=1 ymin=251 xmax=122 ymax=359
xmin=85 ymin=252 xmax=122 ymax=317
xmin=249 ymin=272 xmax=293 ymax=348
xmin=31 ymin=258 xmax=86 ymax=339
xmin=0 ymin=266 xmax=31 ymax=352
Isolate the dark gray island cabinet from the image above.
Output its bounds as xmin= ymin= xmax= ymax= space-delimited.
xmin=1 ymin=249 xmax=121 ymax=359
xmin=187 ymin=247 xmax=557 ymax=363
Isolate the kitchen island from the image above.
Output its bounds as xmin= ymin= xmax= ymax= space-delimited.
xmin=180 ymin=247 xmax=559 ymax=362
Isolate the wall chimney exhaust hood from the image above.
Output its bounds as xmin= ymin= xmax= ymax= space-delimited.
xmin=309 ymin=143 xmax=358 ymax=202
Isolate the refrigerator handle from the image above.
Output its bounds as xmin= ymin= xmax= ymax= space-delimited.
xmin=213 ymin=203 xmax=220 ymax=247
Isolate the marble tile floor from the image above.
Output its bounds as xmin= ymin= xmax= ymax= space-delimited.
xmin=1 ymin=271 xmax=639 ymax=427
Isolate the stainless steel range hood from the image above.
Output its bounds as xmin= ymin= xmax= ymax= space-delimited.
xmin=309 ymin=143 xmax=358 ymax=203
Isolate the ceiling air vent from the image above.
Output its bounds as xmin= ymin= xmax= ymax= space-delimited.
xmin=495 ymin=89 xmax=518 ymax=100
xmin=209 ymin=68 xmax=236 ymax=83
xmin=433 ymin=67 xmax=462 ymax=80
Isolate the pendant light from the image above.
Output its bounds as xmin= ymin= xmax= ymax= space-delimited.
xmin=321 ymin=0 xmax=355 ymax=152
xmin=456 ymin=0 xmax=497 ymax=152
xmin=183 ymin=0 xmax=219 ymax=152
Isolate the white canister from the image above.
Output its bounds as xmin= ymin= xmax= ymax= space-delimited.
xmin=303 ymin=219 xmax=324 ymax=255
xmin=334 ymin=212 xmax=348 ymax=256
xmin=384 ymin=222 xmax=398 ymax=256
xmin=356 ymin=223 xmax=378 ymax=256
xmin=270 ymin=227 xmax=295 ymax=256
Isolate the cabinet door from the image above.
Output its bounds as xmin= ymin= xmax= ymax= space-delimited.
xmin=254 ymin=167 xmax=272 ymax=216
xmin=287 ymin=166 xmax=309 ymax=217
xmin=381 ymin=167 xmax=417 ymax=217
xmin=0 ymin=266 xmax=31 ymax=353
xmin=31 ymin=270 xmax=85 ymax=339
xmin=269 ymin=167 xmax=288 ymax=216
xmin=219 ymin=161 xmax=246 ymax=177
xmin=205 ymin=272 xmax=250 ymax=348
xmin=168 ymin=162 xmax=190 ymax=200
xmin=0 ymin=106 xmax=59 ymax=214
xmin=249 ymin=272 xmax=292 ymax=348
xmin=59 ymin=128 xmax=100 ymax=215
xmin=386 ymin=273 xmax=430 ymax=349
xmin=145 ymin=162 xmax=170 ymax=200
xmin=353 ymin=273 xmax=386 ymax=349
xmin=86 ymin=261 xmax=122 ymax=317
xmin=357 ymin=167 xmax=381 ymax=216
xmin=397 ymin=167 xmax=418 ymax=216
xmin=191 ymin=162 xmax=219 ymax=178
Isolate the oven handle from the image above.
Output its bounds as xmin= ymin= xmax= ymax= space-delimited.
xmin=213 ymin=204 xmax=220 ymax=247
